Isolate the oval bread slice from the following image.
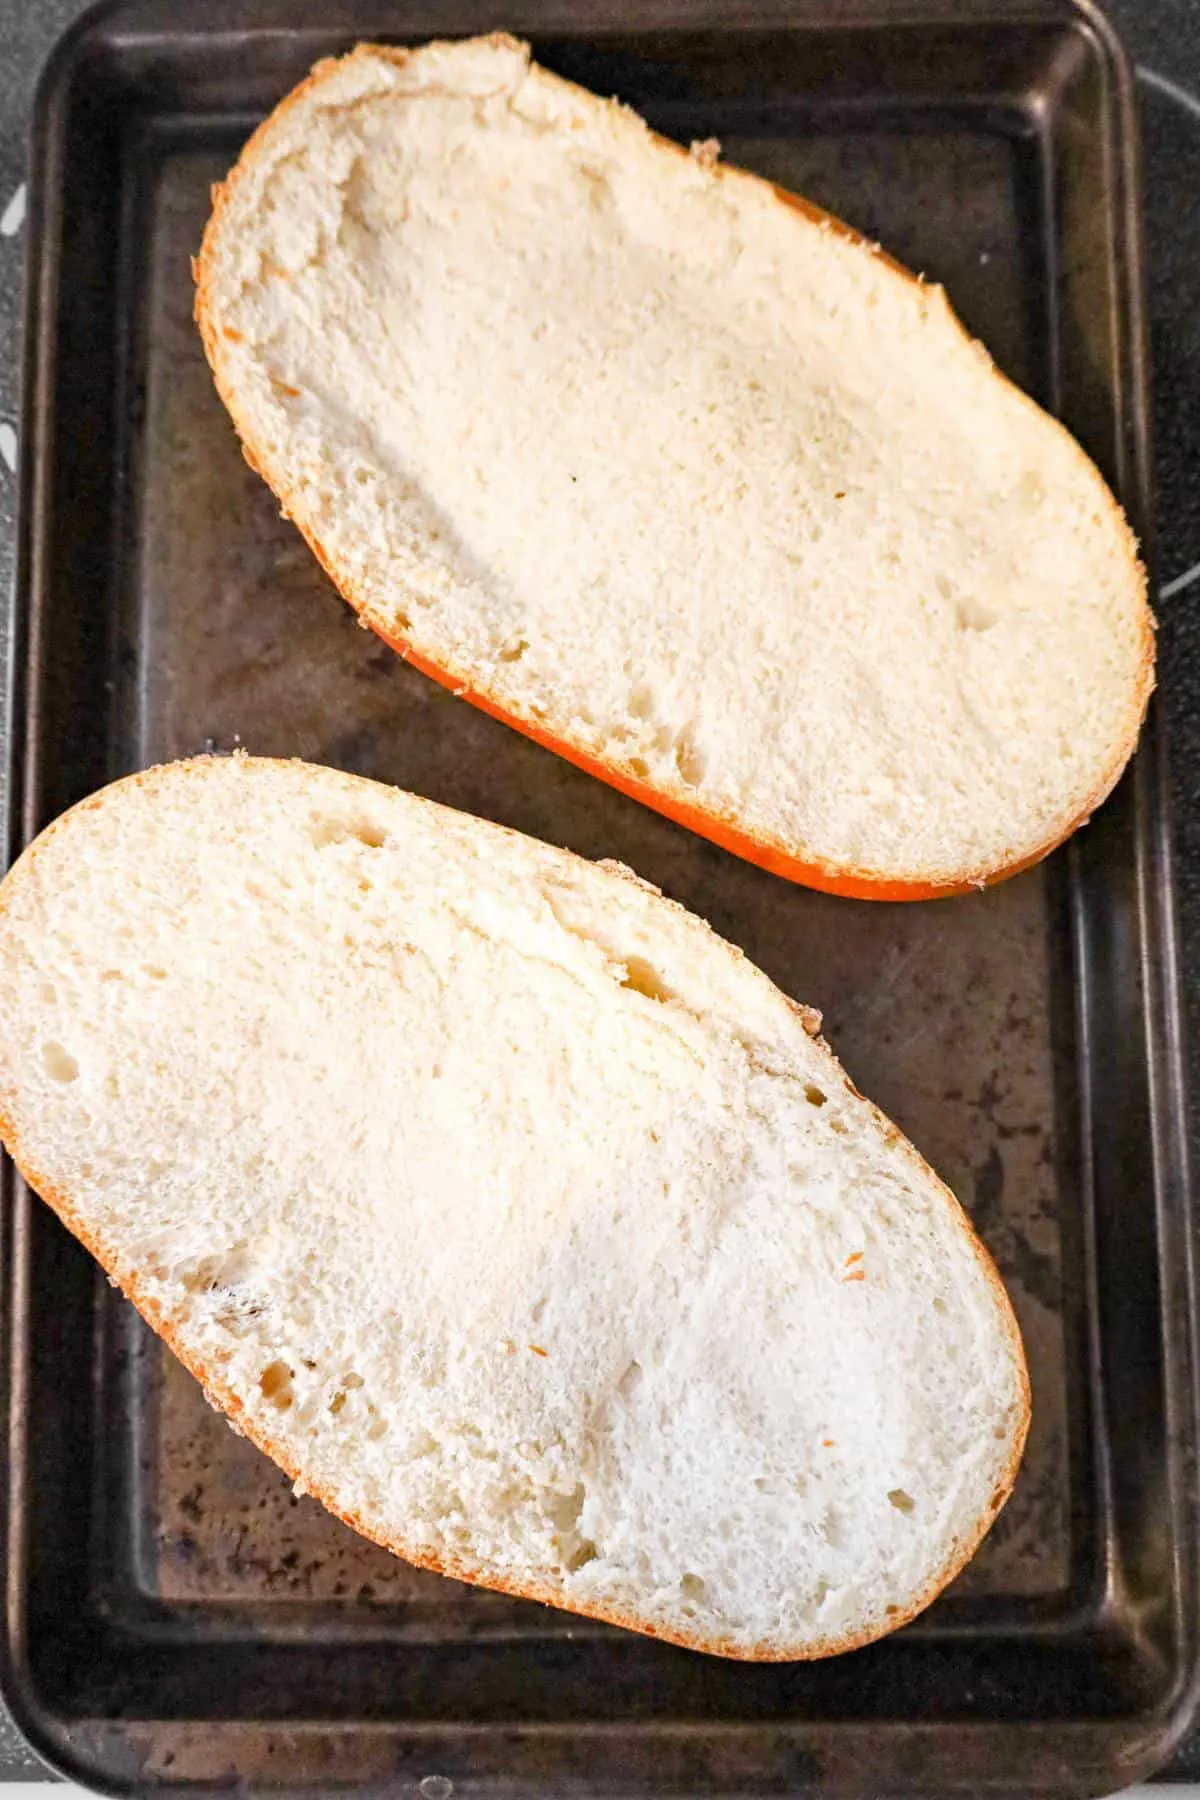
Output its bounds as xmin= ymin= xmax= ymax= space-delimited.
xmin=196 ymin=35 xmax=1153 ymax=898
xmin=0 ymin=756 xmax=1028 ymax=1658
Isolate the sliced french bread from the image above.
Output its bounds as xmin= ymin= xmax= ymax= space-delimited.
xmin=0 ymin=755 xmax=1028 ymax=1658
xmin=196 ymin=35 xmax=1153 ymax=899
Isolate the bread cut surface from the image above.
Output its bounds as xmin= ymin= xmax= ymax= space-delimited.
xmin=196 ymin=36 xmax=1153 ymax=896
xmin=0 ymin=756 xmax=1027 ymax=1658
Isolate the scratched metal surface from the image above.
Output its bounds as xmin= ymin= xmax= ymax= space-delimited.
xmin=129 ymin=129 xmax=1071 ymax=1623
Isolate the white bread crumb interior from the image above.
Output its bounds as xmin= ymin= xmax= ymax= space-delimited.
xmin=198 ymin=35 xmax=1153 ymax=890
xmin=0 ymin=756 xmax=1028 ymax=1658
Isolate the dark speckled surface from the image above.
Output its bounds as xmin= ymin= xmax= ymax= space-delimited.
xmin=0 ymin=0 xmax=1197 ymax=1785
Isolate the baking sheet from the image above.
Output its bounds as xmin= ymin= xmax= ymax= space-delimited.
xmin=2 ymin=4 xmax=1196 ymax=1795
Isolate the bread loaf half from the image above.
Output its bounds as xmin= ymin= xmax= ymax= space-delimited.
xmin=196 ymin=35 xmax=1153 ymax=899
xmin=0 ymin=756 xmax=1028 ymax=1658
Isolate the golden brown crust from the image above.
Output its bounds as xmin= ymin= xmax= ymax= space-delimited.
xmin=0 ymin=757 xmax=1030 ymax=1660
xmin=194 ymin=37 xmax=1154 ymax=902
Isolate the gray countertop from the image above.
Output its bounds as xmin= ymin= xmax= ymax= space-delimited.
xmin=0 ymin=0 xmax=1198 ymax=1786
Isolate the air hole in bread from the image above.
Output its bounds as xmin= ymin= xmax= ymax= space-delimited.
xmin=366 ymin=1416 xmax=387 ymax=1441
xmin=955 ymin=594 xmax=996 ymax=632
xmin=937 ymin=573 xmax=995 ymax=633
xmin=180 ymin=1241 xmax=257 ymax=1296
xmin=888 ymin=1488 xmax=916 ymax=1514
xmin=673 ymin=726 xmax=707 ymax=789
xmin=627 ymin=683 xmax=657 ymax=722
xmin=548 ymin=1482 xmax=586 ymax=1538
xmin=499 ymin=638 xmax=528 ymax=663
xmin=555 ymin=1508 xmax=599 ymax=1574
xmin=932 ymin=1296 xmax=948 ymax=1314
xmin=680 ymin=1572 xmax=706 ymax=1601
xmin=214 ymin=1297 xmax=266 ymax=1333
xmin=41 ymin=1041 xmax=79 ymax=1084
xmin=180 ymin=1256 xmax=219 ymax=1295
xmin=617 ymin=1360 xmax=643 ymax=1400
xmin=804 ymin=1084 xmax=827 ymax=1107
xmin=259 ymin=1360 xmax=294 ymax=1410
xmin=620 ymin=957 xmax=673 ymax=1004
xmin=327 ymin=1375 xmax=363 ymax=1415
xmin=577 ymin=163 xmax=611 ymax=210
xmin=627 ymin=756 xmax=650 ymax=779
xmin=311 ymin=817 xmax=387 ymax=850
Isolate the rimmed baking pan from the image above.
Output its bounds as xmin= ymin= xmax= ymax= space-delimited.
xmin=1 ymin=0 xmax=1196 ymax=1793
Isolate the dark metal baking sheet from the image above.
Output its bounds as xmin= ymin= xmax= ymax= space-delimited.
xmin=1 ymin=0 xmax=1196 ymax=1794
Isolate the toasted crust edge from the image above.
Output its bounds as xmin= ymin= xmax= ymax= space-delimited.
xmin=193 ymin=36 xmax=1155 ymax=902
xmin=0 ymin=755 xmax=1030 ymax=1660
